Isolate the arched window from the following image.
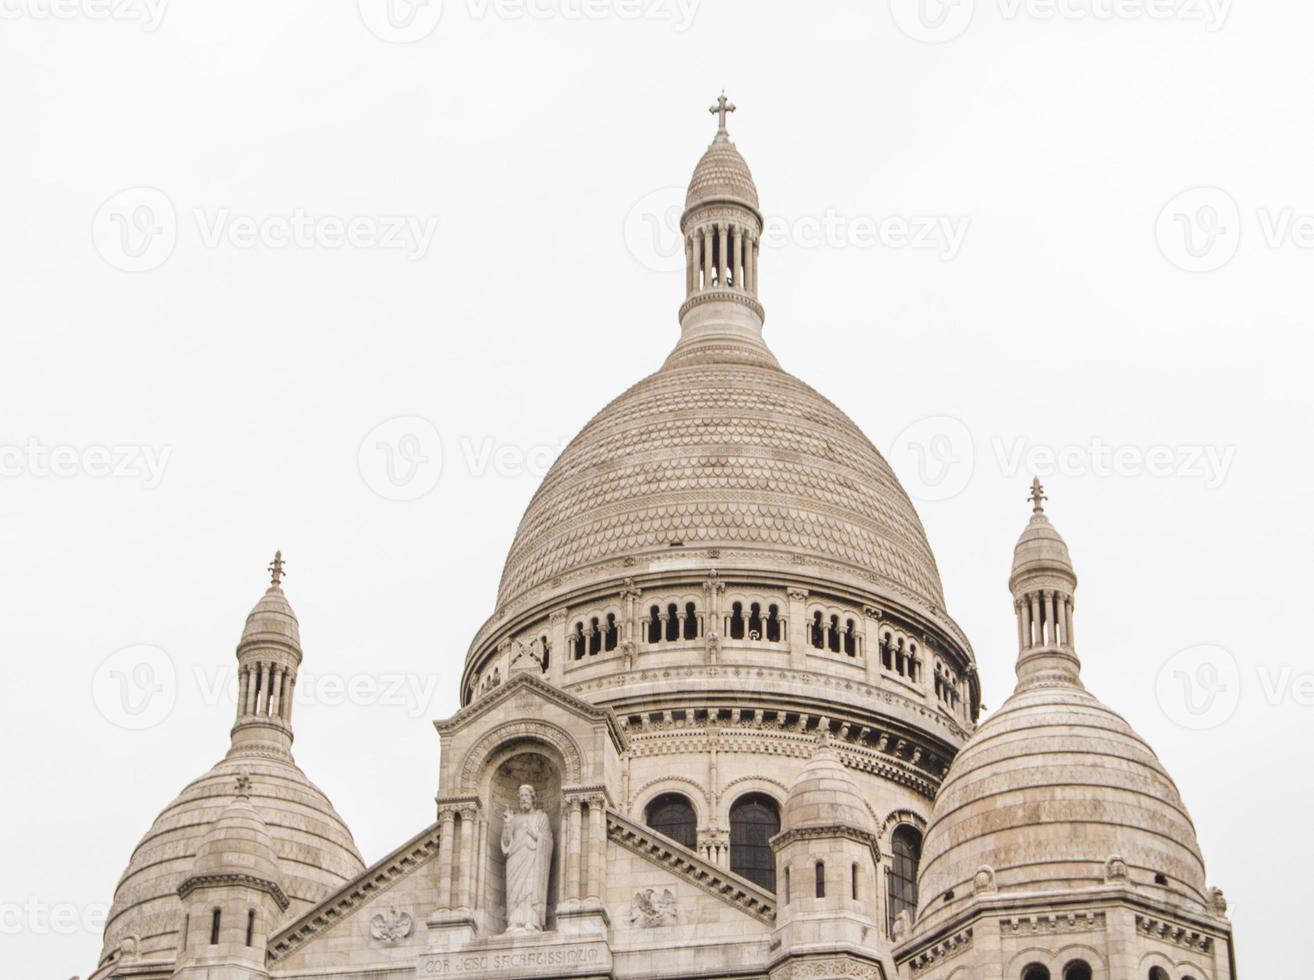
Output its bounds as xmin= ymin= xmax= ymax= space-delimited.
xmin=604 ymin=613 xmax=619 ymax=651
xmin=748 ymin=602 xmax=763 ymax=639
xmin=814 ymin=861 xmax=826 ymax=898
xmin=766 ymin=604 xmax=782 ymax=642
xmin=828 ymin=615 xmax=841 ymax=652
xmin=810 ymin=611 xmax=825 ymax=649
xmin=784 ymin=866 xmax=791 ymax=903
xmin=573 ymin=621 xmax=586 ymax=660
xmin=644 ymin=793 xmax=697 ymax=850
xmin=843 ymin=618 xmax=857 ymax=655
xmin=209 ymin=908 xmax=221 ymax=945
xmin=538 ymin=634 xmax=550 ymax=673
xmin=1062 ymin=962 xmax=1092 ymax=980
xmin=1022 ymin=966 xmax=1051 ymax=980
xmin=588 ymin=617 xmax=602 ymax=655
xmin=1148 ymin=970 xmax=1169 ymax=980
xmin=683 ymin=602 xmax=699 ymax=640
xmin=852 ymin=862 xmax=860 ymax=899
xmin=245 ymin=908 xmax=255 ymax=947
xmin=729 ymin=793 xmax=780 ymax=892
xmin=647 ymin=606 xmax=662 ymax=644
xmin=665 ymin=603 xmax=680 ymax=642
xmin=886 ymin=825 xmax=922 ymax=937
xmin=729 ymin=601 xmax=745 ymax=639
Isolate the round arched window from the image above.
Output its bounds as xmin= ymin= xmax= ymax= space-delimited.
xmin=1022 ymin=966 xmax=1051 ymax=980
xmin=1063 ymin=961 xmax=1093 ymax=980
xmin=644 ymin=793 xmax=697 ymax=850
xmin=729 ymin=793 xmax=780 ymax=892
xmin=886 ymin=825 xmax=923 ymax=937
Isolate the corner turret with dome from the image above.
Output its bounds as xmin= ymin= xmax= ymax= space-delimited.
xmin=894 ymin=484 xmax=1235 ymax=980
xmin=88 ymin=99 xmax=1237 ymax=980
xmin=91 ymin=553 xmax=364 ymax=980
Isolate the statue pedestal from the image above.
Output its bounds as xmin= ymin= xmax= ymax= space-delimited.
xmin=425 ymin=909 xmax=477 ymax=949
xmin=555 ymin=898 xmax=609 ymax=939
xmin=416 ymin=930 xmax=611 ymax=980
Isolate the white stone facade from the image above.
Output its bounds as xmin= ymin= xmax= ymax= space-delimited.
xmin=87 ymin=101 xmax=1235 ymax=980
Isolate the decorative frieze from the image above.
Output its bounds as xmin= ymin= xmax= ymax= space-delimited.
xmin=1001 ymin=911 xmax=1104 ymax=934
xmin=1135 ymin=913 xmax=1215 ymax=952
xmin=907 ymin=926 xmax=972 ymax=975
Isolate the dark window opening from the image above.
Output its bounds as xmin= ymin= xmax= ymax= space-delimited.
xmin=209 ymin=908 xmax=221 ymax=946
xmin=1022 ymin=966 xmax=1051 ymax=980
xmin=1062 ymin=962 xmax=1092 ymax=980
xmin=729 ymin=601 xmax=745 ymax=640
xmin=886 ymin=825 xmax=922 ymax=937
xmin=645 ymin=793 xmax=697 ymax=850
xmin=814 ymin=861 xmax=826 ymax=898
xmin=730 ymin=793 xmax=780 ymax=892
xmin=245 ymin=909 xmax=255 ymax=947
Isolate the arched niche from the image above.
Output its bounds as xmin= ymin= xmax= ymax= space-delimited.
xmin=479 ymin=740 xmax=565 ymax=935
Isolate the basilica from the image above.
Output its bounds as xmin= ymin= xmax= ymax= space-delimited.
xmin=89 ymin=99 xmax=1237 ymax=980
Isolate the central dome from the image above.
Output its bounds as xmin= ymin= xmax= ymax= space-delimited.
xmin=495 ymin=359 xmax=947 ymax=620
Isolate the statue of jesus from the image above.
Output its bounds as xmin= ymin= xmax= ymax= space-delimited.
xmin=500 ymin=784 xmax=553 ymax=933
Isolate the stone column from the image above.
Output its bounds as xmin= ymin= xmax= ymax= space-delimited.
xmin=564 ymin=798 xmax=582 ymax=902
xmin=717 ymin=223 xmax=729 ymax=287
xmin=457 ymin=806 xmax=477 ymax=910
xmin=255 ymin=662 xmax=268 ymax=715
xmin=237 ymin=666 xmax=250 ymax=719
xmin=732 ymin=226 xmax=743 ymax=289
xmin=1046 ymin=591 xmax=1059 ymax=646
xmin=787 ymin=589 xmax=810 ymax=670
xmin=269 ymin=666 xmax=284 ymax=718
xmin=436 ymin=808 xmax=456 ymax=910
xmin=685 ymin=236 xmax=695 ymax=295
xmin=586 ymin=797 xmax=605 ymax=901
xmin=744 ymin=231 xmax=756 ymax=293
xmin=1064 ymin=595 xmax=1074 ymax=650
xmin=702 ymin=227 xmax=713 ymax=288
xmin=1027 ymin=594 xmax=1040 ymax=649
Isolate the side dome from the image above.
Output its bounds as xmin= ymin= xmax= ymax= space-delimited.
xmin=782 ymin=738 xmax=875 ymax=834
xmin=97 ymin=561 xmax=365 ymax=969
xmin=99 ymin=749 xmax=364 ymax=963
xmin=914 ymin=485 xmax=1208 ymax=931
xmin=493 ymin=361 xmax=947 ymax=622
xmin=916 ymin=682 xmax=1208 ymax=919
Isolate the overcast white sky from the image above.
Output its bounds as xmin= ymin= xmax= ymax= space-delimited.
xmin=2 ymin=1 xmax=1310 ymax=975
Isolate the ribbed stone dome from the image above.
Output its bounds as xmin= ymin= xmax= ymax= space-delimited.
xmin=494 ymin=359 xmax=947 ymax=620
xmin=98 ymin=753 xmax=364 ymax=963
xmin=686 ymin=135 xmax=759 ymax=211
xmin=782 ymin=740 xmax=875 ymax=834
xmin=915 ymin=679 xmax=1209 ymax=925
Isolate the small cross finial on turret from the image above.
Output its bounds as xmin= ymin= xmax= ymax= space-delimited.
xmin=1028 ymin=478 xmax=1047 ymax=514
xmin=709 ymin=91 xmax=736 ymax=137
xmin=235 ymin=772 xmax=252 ymax=799
xmin=268 ymin=549 xmax=286 ymax=587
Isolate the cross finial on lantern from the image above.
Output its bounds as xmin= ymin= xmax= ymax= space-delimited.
xmin=268 ymin=549 xmax=286 ymax=587
xmin=709 ymin=91 xmax=736 ymax=137
xmin=1028 ymin=478 xmax=1047 ymax=514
